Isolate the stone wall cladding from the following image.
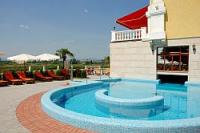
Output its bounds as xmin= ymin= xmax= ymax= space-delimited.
xmin=110 ymin=40 xmax=157 ymax=80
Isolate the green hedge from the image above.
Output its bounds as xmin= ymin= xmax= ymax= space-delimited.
xmin=73 ymin=69 xmax=87 ymax=78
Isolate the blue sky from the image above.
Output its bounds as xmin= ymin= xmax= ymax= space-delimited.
xmin=0 ymin=0 xmax=148 ymax=60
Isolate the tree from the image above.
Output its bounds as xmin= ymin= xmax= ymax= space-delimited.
xmin=103 ymin=56 xmax=110 ymax=64
xmin=70 ymin=58 xmax=79 ymax=64
xmin=55 ymin=48 xmax=74 ymax=69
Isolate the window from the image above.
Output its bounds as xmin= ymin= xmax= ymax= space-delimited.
xmin=157 ymin=46 xmax=189 ymax=72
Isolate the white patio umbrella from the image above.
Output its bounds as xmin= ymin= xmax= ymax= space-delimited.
xmin=36 ymin=53 xmax=59 ymax=61
xmin=36 ymin=53 xmax=60 ymax=71
xmin=7 ymin=54 xmax=36 ymax=71
xmin=7 ymin=54 xmax=36 ymax=63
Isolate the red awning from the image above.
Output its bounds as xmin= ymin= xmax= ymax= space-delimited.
xmin=116 ymin=6 xmax=148 ymax=29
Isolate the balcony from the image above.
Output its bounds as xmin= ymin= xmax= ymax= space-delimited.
xmin=111 ymin=27 xmax=147 ymax=42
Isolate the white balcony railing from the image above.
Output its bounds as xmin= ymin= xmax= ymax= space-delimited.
xmin=111 ymin=27 xmax=147 ymax=42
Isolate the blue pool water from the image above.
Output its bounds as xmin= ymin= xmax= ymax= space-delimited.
xmin=56 ymin=80 xmax=200 ymax=120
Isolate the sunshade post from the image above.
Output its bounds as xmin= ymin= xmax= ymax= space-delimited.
xmin=24 ymin=61 xmax=26 ymax=71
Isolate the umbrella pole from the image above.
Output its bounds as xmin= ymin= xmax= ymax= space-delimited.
xmin=46 ymin=62 xmax=48 ymax=71
xmin=24 ymin=61 xmax=26 ymax=71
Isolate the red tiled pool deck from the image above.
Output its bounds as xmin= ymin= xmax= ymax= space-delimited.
xmin=16 ymin=92 xmax=93 ymax=133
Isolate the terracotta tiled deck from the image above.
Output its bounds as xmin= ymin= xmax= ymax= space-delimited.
xmin=16 ymin=92 xmax=93 ymax=133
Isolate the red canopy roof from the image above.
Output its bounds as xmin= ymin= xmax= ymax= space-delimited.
xmin=116 ymin=6 xmax=148 ymax=29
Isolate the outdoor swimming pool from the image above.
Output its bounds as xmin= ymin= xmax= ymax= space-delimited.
xmin=41 ymin=79 xmax=200 ymax=132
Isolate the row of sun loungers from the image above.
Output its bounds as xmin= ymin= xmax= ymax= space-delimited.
xmin=0 ymin=69 xmax=70 ymax=87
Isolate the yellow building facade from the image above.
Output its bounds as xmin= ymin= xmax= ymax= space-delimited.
xmin=164 ymin=0 xmax=200 ymax=39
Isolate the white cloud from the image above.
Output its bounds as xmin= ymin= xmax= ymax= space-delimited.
xmin=19 ymin=24 xmax=30 ymax=30
xmin=83 ymin=9 xmax=89 ymax=13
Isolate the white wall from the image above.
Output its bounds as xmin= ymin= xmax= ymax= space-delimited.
xmin=110 ymin=41 xmax=157 ymax=80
